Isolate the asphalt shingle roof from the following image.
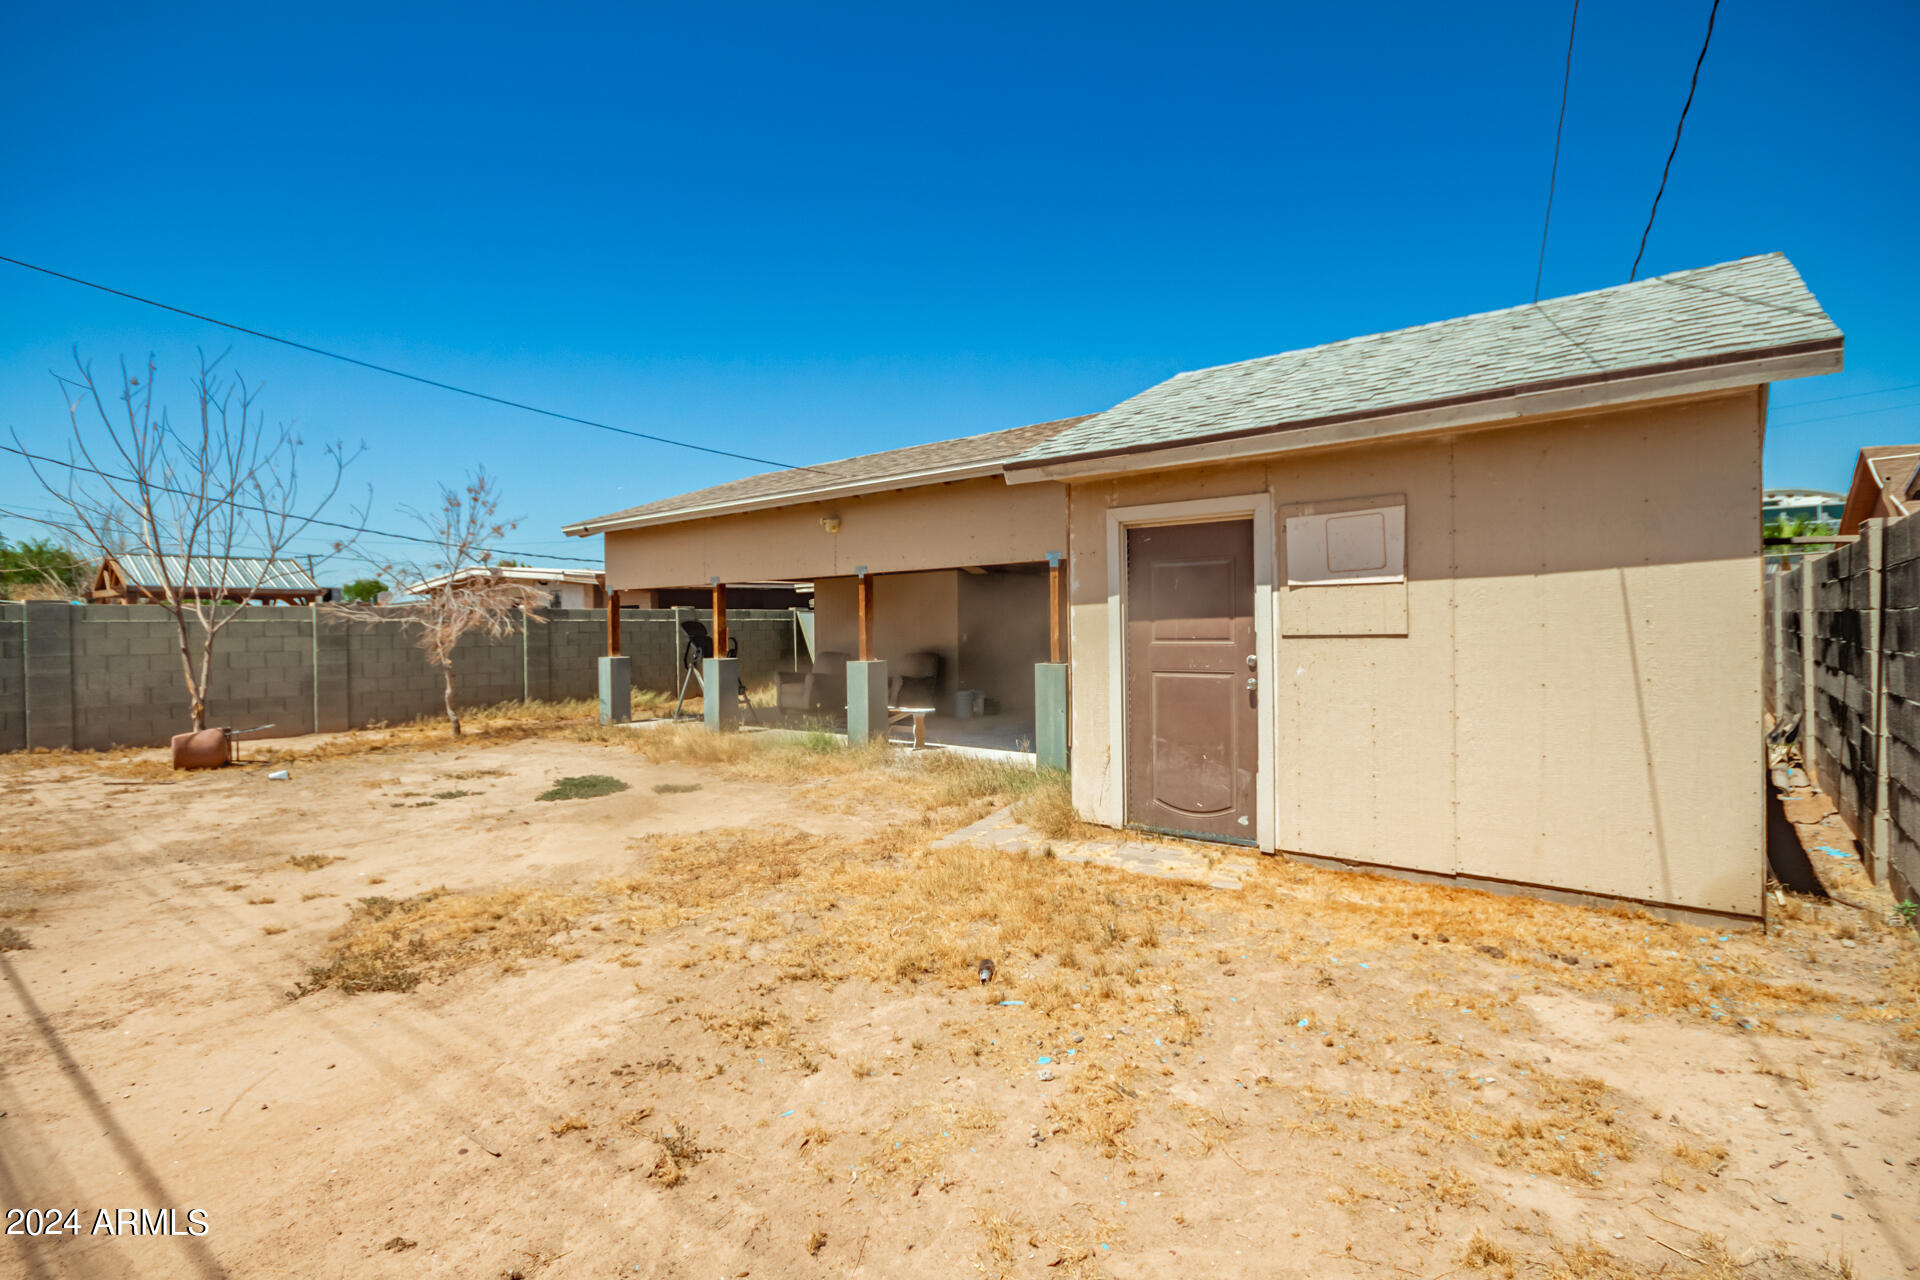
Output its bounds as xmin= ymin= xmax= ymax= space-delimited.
xmin=567 ymin=415 xmax=1089 ymax=533
xmin=113 ymin=553 xmax=321 ymax=593
xmin=1007 ymin=253 xmax=1840 ymax=470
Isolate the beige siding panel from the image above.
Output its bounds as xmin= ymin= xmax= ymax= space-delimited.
xmin=1450 ymin=401 xmax=1762 ymax=913
xmin=602 ymin=478 xmax=1065 ymax=588
xmin=1278 ymin=581 xmax=1408 ymax=636
xmin=1270 ymin=445 xmax=1457 ymax=873
xmin=1067 ymin=389 xmax=1765 ymax=917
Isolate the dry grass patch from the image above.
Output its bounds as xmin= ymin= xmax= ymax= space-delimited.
xmin=1462 ymin=1229 xmax=1516 ymax=1276
xmin=779 ymin=842 xmax=1173 ymax=1002
xmin=606 ymin=826 xmax=838 ymax=922
xmin=287 ymin=854 xmax=342 ymax=872
xmin=1232 ymin=858 xmax=1914 ymax=1029
xmin=294 ymin=886 xmax=591 ymax=995
xmin=1010 ymin=767 xmax=1098 ymax=840
xmin=0 ymin=926 xmax=31 ymax=951
xmin=1048 ymin=1064 xmax=1143 ymax=1158
xmin=256 ymin=699 xmax=604 ymax=764
xmin=588 ymin=723 xmax=887 ymax=785
xmin=1422 ymin=1070 xmax=1634 ymax=1185
xmin=1669 ymin=1138 xmax=1729 ymax=1169
xmin=862 ymin=1102 xmax=999 ymax=1189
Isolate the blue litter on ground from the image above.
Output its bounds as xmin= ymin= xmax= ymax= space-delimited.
xmin=1815 ymin=846 xmax=1851 ymax=859
xmin=999 ymin=1000 xmax=1025 ymax=1006
xmin=1037 ymin=1056 xmax=1053 ymax=1065
xmin=779 ymin=1110 xmax=794 ymax=1118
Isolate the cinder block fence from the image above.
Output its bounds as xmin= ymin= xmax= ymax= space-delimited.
xmin=1765 ymin=515 xmax=1920 ymax=912
xmin=0 ymin=602 xmax=804 ymax=752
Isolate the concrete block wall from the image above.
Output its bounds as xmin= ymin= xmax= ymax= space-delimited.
xmin=0 ymin=605 xmax=24 ymax=753
xmin=1765 ymin=518 xmax=1920 ymax=916
xmin=1877 ymin=518 xmax=1920 ymax=914
xmin=1 ymin=602 xmax=803 ymax=751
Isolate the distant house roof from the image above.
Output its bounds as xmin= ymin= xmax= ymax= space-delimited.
xmin=1838 ymin=446 xmax=1920 ymax=535
xmin=102 ymin=552 xmax=322 ymax=596
xmin=1005 ymin=253 xmax=1842 ymax=475
xmin=407 ymin=565 xmax=605 ymax=593
xmin=564 ymin=415 xmax=1088 ymax=536
xmin=1763 ymin=488 xmax=1846 ymax=504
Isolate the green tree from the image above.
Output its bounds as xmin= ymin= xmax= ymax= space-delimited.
xmin=0 ymin=533 xmax=94 ymax=597
xmin=341 ymin=578 xmax=387 ymax=604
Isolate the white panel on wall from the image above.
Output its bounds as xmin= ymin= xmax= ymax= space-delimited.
xmin=1285 ymin=504 xmax=1406 ymax=585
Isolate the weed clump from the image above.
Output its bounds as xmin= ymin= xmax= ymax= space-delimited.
xmin=537 ymin=774 xmax=630 ymax=802
xmin=649 ymin=1121 xmax=706 ymax=1186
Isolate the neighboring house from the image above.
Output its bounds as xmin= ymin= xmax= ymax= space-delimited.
xmin=1837 ymin=446 xmax=1920 ymax=535
xmin=1762 ymin=488 xmax=1845 ymax=530
xmin=87 ymin=552 xmax=324 ymax=605
xmin=566 ymin=252 xmax=1842 ymax=923
xmin=405 ymin=565 xmax=607 ymax=609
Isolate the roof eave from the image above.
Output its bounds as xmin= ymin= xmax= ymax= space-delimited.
xmin=562 ymin=459 xmax=1015 ymax=537
xmin=1003 ymin=340 xmax=1841 ymax=484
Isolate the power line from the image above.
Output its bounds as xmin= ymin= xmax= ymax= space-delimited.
xmin=0 ymin=444 xmax=603 ymax=565
xmin=0 ymin=254 xmax=830 ymax=476
xmin=1773 ymin=380 xmax=1920 ymax=411
xmin=1629 ymin=0 xmax=1721 ymax=282
xmin=1767 ymin=398 xmax=1920 ymax=430
xmin=1533 ymin=0 xmax=1581 ymax=303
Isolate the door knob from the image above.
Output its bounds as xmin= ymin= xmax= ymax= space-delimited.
xmin=1246 ymin=676 xmax=1258 ymax=692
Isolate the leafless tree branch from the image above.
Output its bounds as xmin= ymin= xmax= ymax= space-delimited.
xmin=14 ymin=349 xmax=368 ymax=731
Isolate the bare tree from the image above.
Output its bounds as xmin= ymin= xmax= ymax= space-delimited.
xmin=9 ymin=350 xmax=363 ymax=730
xmin=359 ymin=470 xmax=545 ymax=736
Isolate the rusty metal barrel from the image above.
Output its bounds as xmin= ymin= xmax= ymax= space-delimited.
xmin=170 ymin=728 xmax=232 ymax=770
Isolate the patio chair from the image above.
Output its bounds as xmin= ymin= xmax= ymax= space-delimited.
xmin=671 ymin=619 xmax=758 ymax=722
xmin=888 ymin=650 xmax=943 ymax=709
xmin=774 ymin=650 xmax=848 ymax=712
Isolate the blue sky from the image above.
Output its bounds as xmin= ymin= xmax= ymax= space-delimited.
xmin=3 ymin=1 xmax=1914 ymax=573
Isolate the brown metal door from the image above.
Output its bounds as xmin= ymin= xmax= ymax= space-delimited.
xmin=1125 ymin=520 xmax=1257 ymax=843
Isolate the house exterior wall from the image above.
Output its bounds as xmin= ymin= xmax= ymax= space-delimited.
xmin=600 ymin=477 xmax=1067 ymax=588
xmin=1065 ymin=390 xmax=1766 ymax=918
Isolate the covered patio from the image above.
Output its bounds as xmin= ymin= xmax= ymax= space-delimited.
xmin=562 ymin=418 xmax=1083 ymax=762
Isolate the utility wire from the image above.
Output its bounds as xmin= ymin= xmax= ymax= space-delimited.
xmin=1773 ymin=380 xmax=1920 ymax=411
xmin=1766 ymin=398 xmax=1920 ymax=430
xmin=0 ymin=443 xmax=604 ymax=564
xmin=1533 ymin=0 xmax=1581 ymax=303
xmin=0 ymin=254 xmax=830 ymax=476
xmin=1630 ymin=0 xmax=1721 ymax=281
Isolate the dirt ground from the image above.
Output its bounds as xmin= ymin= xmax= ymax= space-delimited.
xmin=2 ymin=711 xmax=1917 ymax=1280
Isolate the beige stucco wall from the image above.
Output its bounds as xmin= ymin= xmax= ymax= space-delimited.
xmin=600 ymin=477 xmax=1067 ymax=589
xmin=1066 ymin=390 xmax=1766 ymax=918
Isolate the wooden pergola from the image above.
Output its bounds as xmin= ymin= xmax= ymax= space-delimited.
xmin=86 ymin=552 xmax=327 ymax=606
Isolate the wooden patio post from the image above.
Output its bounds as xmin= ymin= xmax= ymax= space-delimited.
xmin=606 ymin=589 xmax=621 ymax=656
xmin=857 ymin=570 xmax=874 ymax=661
xmin=1047 ymin=552 xmax=1063 ymax=663
xmin=711 ymin=580 xmax=728 ymax=656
